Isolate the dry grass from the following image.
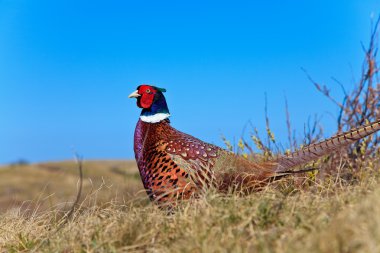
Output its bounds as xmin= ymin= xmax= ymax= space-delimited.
xmin=0 ymin=160 xmax=380 ymax=252
xmin=0 ymin=160 xmax=144 ymax=214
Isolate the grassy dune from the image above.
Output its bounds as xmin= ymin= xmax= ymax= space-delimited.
xmin=0 ymin=160 xmax=380 ymax=252
xmin=0 ymin=161 xmax=144 ymax=213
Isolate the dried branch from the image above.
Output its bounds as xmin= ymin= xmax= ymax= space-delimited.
xmin=305 ymin=15 xmax=380 ymax=173
xmin=32 ymin=154 xmax=84 ymax=252
xmin=301 ymin=67 xmax=344 ymax=109
xmin=62 ymin=153 xmax=84 ymax=224
xmin=284 ymin=94 xmax=293 ymax=151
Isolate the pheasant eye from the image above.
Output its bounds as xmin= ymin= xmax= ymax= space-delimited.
xmin=146 ymin=89 xmax=151 ymax=93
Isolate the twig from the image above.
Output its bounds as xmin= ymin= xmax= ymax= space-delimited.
xmin=31 ymin=154 xmax=84 ymax=252
xmin=61 ymin=153 xmax=84 ymax=225
xmin=284 ymin=94 xmax=293 ymax=151
xmin=301 ymin=67 xmax=344 ymax=109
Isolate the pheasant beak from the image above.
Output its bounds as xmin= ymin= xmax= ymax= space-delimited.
xmin=128 ymin=90 xmax=141 ymax=98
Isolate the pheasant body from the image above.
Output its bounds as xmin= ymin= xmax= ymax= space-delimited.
xmin=134 ymin=118 xmax=287 ymax=203
xmin=134 ymin=119 xmax=220 ymax=203
xmin=130 ymin=85 xmax=380 ymax=205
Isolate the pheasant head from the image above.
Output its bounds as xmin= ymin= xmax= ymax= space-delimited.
xmin=129 ymin=84 xmax=170 ymax=123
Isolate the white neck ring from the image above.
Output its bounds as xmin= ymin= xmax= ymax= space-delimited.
xmin=140 ymin=113 xmax=170 ymax=123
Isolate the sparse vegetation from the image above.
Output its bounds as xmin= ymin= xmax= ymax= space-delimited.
xmin=1 ymin=17 xmax=379 ymax=253
xmin=0 ymin=161 xmax=144 ymax=214
xmin=0 ymin=162 xmax=380 ymax=252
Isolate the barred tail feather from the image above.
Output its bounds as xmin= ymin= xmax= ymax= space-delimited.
xmin=276 ymin=119 xmax=380 ymax=171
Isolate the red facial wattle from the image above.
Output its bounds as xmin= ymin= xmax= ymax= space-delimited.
xmin=137 ymin=85 xmax=157 ymax=109
xmin=138 ymin=93 xmax=155 ymax=108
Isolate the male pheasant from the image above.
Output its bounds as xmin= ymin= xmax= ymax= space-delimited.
xmin=129 ymin=85 xmax=380 ymax=205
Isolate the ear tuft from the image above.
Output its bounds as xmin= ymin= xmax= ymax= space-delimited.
xmin=155 ymin=87 xmax=166 ymax=93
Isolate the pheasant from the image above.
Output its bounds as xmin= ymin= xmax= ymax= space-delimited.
xmin=129 ymin=84 xmax=380 ymax=205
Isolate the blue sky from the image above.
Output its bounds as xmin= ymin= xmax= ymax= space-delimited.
xmin=1 ymin=0 xmax=379 ymax=164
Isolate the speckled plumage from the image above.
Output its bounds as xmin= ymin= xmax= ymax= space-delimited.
xmin=134 ymin=118 xmax=220 ymax=204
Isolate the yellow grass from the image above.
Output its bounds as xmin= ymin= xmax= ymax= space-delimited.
xmin=0 ymin=161 xmax=144 ymax=213
xmin=0 ymin=160 xmax=380 ymax=252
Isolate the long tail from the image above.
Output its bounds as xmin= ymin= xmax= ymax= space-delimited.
xmin=276 ymin=119 xmax=380 ymax=171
